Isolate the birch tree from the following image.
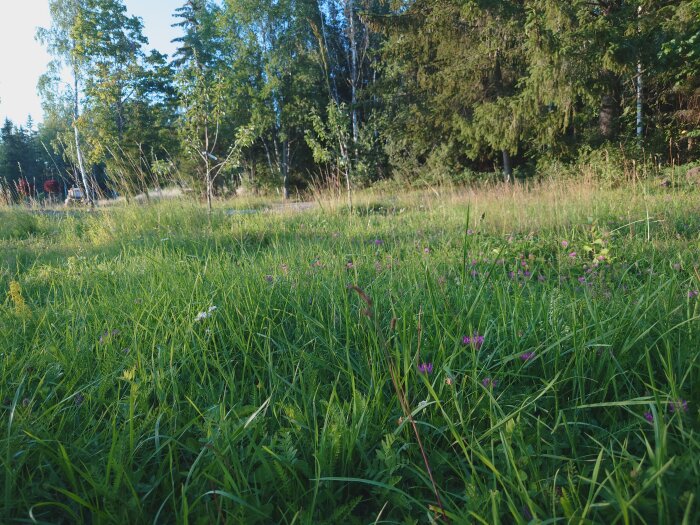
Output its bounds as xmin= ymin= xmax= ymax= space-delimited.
xmin=37 ymin=0 xmax=93 ymax=205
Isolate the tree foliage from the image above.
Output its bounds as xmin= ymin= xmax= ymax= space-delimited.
xmin=5 ymin=0 xmax=697 ymax=202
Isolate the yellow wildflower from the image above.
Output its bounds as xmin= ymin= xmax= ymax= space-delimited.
xmin=8 ymin=281 xmax=30 ymax=317
xmin=122 ymin=368 xmax=136 ymax=382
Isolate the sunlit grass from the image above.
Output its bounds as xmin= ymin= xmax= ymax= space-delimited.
xmin=1 ymin=181 xmax=699 ymax=523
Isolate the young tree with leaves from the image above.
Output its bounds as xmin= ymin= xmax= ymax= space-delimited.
xmin=37 ymin=0 xmax=94 ymax=205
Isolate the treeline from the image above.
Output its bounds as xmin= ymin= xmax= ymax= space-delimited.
xmin=1 ymin=0 xmax=699 ymax=203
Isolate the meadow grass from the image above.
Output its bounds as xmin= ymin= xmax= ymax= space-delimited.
xmin=1 ymin=180 xmax=699 ymax=524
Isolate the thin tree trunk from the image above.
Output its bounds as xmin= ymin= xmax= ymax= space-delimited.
xmin=636 ymin=5 xmax=643 ymax=141
xmin=73 ymin=72 xmax=92 ymax=207
xmin=345 ymin=166 xmax=352 ymax=212
xmin=282 ymin=139 xmax=289 ymax=200
xmin=349 ymin=0 xmax=359 ymax=154
xmin=204 ymin=119 xmax=213 ymax=214
xmin=502 ymin=150 xmax=512 ymax=183
xmin=636 ymin=61 xmax=643 ymax=140
xmin=206 ymin=174 xmax=212 ymax=213
xmin=339 ymin=140 xmax=352 ymax=211
xmin=262 ymin=139 xmax=274 ymax=176
xmin=599 ymin=93 xmax=616 ymax=139
xmin=250 ymin=155 xmax=256 ymax=193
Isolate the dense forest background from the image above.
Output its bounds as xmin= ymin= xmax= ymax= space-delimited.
xmin=1 ymin=0 xmax=699 ymax=203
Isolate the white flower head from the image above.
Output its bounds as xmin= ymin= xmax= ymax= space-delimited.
xmin=195 ymin=305 xmax=217 ymax=322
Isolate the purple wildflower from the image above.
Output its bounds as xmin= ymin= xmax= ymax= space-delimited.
xmin=689 ymin=290 xmax=699 ymax=299
xmin=467 ymin=229 xmax=474 ymax=235
xmin=644 ymin=411 xmax=653 ymax=423
xmin=99 ymin=329 xmax=121 ymax=345
xmin=481 ymin=377 xmax=497 ymax=388
xmin=561 ymin=240 xmax=569 ymax=248
xmin=578 ymin=276 xmax=586 ymax=284
xmin=374 ymin=238 xmax=384 ymax=246
xmin=669 ymin=399 xmax=688 ymax=413
xmin=569 ymin=252 xmax=577 ymax=258
xmin=417 ymin=362 xmax=433 ymax=374
xmin=463 ymin=333 xmax=484 ymax=349
xmin=520 ymin=352 xmax=535 ymax=361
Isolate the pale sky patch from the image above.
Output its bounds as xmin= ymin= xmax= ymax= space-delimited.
xmin=0 ymin=0 xmax=184 ymax=126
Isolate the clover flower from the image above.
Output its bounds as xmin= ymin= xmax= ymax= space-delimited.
xmin=669 ymin=399 xmax=688 ymax=413
xmin=463 ymin=333 xmax=485 ymax=349
xmin=417 ymin=362 xmax=433 ymax=374
xmin=520 ymin=352 xmax=535 ymax=361
xmin=481 ymin=377 xmax=497 ymax=388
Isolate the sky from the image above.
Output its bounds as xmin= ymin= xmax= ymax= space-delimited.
xmin=0 ymin=0 xmax=184 ymax=127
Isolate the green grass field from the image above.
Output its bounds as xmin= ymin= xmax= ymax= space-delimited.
xmin=1 ymin=181 xmax=699 ymax=524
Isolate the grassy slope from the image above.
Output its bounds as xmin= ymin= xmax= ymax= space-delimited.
xmin=1 ymin=181 xmax=699 ymax=524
